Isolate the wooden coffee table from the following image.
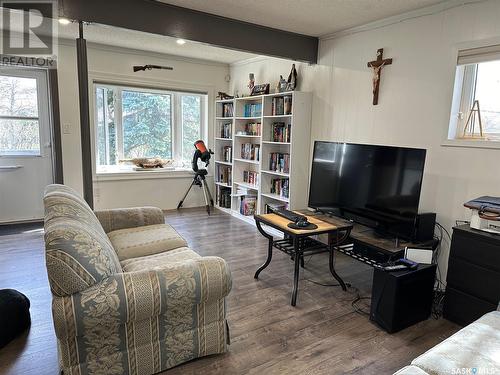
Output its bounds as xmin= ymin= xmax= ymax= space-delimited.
xmin=254 ymin=212 xmax=353 ymax=306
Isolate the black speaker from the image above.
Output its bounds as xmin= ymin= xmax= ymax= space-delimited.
xmin=370 ymin=264 xmax=436 ymax=333
xmin=414 ymin=213 xmax=436 ymax=242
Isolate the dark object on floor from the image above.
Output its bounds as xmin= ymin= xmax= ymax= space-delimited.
xmin=370 ymin=264 xmax=436 ymax=333
xmin=444 ymin=224 xmax=500 ymax=326
xmin=0 ymin=289 xmax=31 ymax=348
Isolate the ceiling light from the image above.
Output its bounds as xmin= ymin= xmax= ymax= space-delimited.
xmin=58 ymin=18 xmax=71 ymax=25
xmin=176 ymin=39 xmax=186 ymax=45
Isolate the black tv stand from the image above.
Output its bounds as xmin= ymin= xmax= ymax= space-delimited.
xmin=298 ymin=210 xmax=439 ymax=268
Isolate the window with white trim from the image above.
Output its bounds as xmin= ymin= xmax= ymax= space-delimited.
xmin=449 ymin=45 xmax=500 ymax=141
xmin=93 ymin=83 xmax=207 ymax=172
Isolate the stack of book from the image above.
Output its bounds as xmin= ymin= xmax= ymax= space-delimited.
xmin=264 ymin=201 xmax=288 ymax=214
xmin=271 ymin=95 xmax=292 ymax=116
xmin=271 ymin=122 xmax=291 ymax=142
xmin=216 ymin=187 xmax=231 ymax=208
xmin=220 ymin=122 xmax=231 ymax=138
xmin=270 ymin=178 xmax=289 ymax=198
xmin=241 ymin=143 xmax=260 ymax=161
xmin=244 ymin=103 xmax=262 ymax=117
xmin=217 ymin=165 xmax=232 ymax=185
xmin=243 ymin=170 xmax=259 ymax=186
xmin=268 ymin=153 xmax=290 ymax=173
xmin=244 ymin=122 xmax=261 ymax=136
xmin=222 ymin=103 xmax=234 ymax=117
xmin=222 ymin=146 xmax=232 ymax=162
xmin=239 ymin=195 xmax=257 ymax=216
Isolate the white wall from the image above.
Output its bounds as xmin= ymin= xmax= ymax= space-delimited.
xmin=229 ymin=0 xmax=500 ymax=278
xmin=57 ymin=42 xmax=229 ymax=209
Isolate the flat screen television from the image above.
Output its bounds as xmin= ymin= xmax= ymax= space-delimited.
xmin=308 ymin=141 xmax=427 ymax=238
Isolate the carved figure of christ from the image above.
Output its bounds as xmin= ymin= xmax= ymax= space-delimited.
xmin=367 ymin=48 xmax=393 ymax=105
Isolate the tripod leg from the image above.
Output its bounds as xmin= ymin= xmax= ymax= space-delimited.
xmin=177 ymin=180 xmax=196 ymax=209
xmin=205 ymin=182 xmax=215 ymax=207
xmin=200 ymin=179 xmax=210 ymax=215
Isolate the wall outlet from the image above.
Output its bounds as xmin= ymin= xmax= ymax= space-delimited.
xmin=63 ymin=124 xmax=71 ymax=134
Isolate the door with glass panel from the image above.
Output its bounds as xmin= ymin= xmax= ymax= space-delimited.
xmin=0 ymin=67 xmax=54 ymax=223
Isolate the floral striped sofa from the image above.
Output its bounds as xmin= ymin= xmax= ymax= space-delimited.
xmin=43 ymin=184 xmax=232 ymax=375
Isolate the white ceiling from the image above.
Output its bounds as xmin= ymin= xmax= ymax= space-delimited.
xmin=1 ymin=1 xmax=451 ymax=64
xmin=57 ymin=23 xmax=260 ymax=64
xmin=158 ymin=0 xmax=448 ymax=37
xmin=0 ymin=7 xmax=259 ymax=65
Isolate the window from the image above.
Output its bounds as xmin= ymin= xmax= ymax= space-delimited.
xmin=449 ymin=45 xmax=500 ymax=141
xmin=0 ymin=74 xmax=41 ymax=155
xmin=94 ymin=83 xmax=206 ymax=172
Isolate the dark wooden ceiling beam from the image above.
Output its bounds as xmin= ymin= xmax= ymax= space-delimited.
xmin=58 ymin=0 xmax=318 ymax=63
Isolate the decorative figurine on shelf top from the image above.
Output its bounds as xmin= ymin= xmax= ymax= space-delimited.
xmin=217 ymin=92 xmax=234 ymax=100
xmin=234 ymin=90 xmax=240 ymax=98
xmin=248 ymin=73 xmax=255 ymax=95
xmin=277 ymin=75 xmax=288 ymax=93
xmin=286 ymin=63 xmax=298 ymax=91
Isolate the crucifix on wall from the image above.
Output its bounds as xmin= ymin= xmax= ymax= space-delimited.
xmin=367 ymin=48 xmax=393 ymax=105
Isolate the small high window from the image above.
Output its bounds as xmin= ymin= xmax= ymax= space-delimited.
xmin=449 ymin=45 xmax=500 ymax=141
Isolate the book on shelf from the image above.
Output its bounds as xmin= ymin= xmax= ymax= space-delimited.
xmin=270 ymin=178 xmax=289 ymax=198
xmin=243 ymin=170 xmax=259 ymax=186
xmin=240 ymin=143 xmax=260 ymax=161
xmin=244 ymin=122 xmax=261 ymax=136
xmin=264 ymin=201 xmax=288 ymax=214
xmin=216 ymin=186 xmax=231 ymax=208
xmin=222 ymin=103 xmax=234 ymax=117
xmin=284 ymin=95 xmax=292 ymax=115
xmin=268 ymin=152 xmax=290 ymax=173
xmin=220 ymin=122 xmax=232 ymax=138
xmin=236 ymin=186 xmax=249 ymax=195
xmin=243 ymin=103 xmax=262 ymax=117
xmin=222 ymin=146 xmax=232 ymax=162
xmin=217 ymin=165 xmax=232 ymax=185
xmin=271 ymin=122 xmax=291 ymax=143
xmin=271 ymin=95 xmax=292 ymax=116
xmin=239 ymin=195 xmax=257 ymax=216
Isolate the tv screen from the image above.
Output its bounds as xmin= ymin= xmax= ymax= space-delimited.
xmin=308 ymin=142 xmax=426 ymax=222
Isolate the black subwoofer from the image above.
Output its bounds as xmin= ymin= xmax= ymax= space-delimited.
xmin=370 ymin=264 xmax=436 ymax=333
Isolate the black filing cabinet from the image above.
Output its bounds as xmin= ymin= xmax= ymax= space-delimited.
xmin=443 ymin=225 xmax=500 ymax=326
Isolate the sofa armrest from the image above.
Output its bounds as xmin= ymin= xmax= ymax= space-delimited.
xmin=94 ymin=206 xmax=165 ymax=233
xmin=52 ymin=256 xmax=231 ymax=340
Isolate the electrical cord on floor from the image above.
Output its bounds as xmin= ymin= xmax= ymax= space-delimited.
xmin=350 ymin=285 xmax=371 ymax=316
xmin=304 ymin=277 xmax=371 ymax=316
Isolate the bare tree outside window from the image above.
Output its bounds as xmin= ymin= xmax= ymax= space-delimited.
xmin=0 ymin=75 xmax=41 ymax=155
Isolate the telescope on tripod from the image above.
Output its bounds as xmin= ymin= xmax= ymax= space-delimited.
xmin=177 ymin=140 xmax=214 ymax=215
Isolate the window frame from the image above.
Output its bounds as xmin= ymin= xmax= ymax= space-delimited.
xmin=92 ymin=82 xmax=207 ymax=173
xmin=448 ymin=43 xmax=500 ymax=145
xmin=0 ymin=68 xmax=51 ymax=157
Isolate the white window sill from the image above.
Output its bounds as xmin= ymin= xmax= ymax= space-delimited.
xmin=94 ymin=167 xmax=201 ymax=181
xmin=441 ymin=138 xmax=500 ymax=150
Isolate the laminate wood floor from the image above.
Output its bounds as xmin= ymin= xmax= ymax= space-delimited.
xmin=0 ymin=208 xmax=459 ymax=375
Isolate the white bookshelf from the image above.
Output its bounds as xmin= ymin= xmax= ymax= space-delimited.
xmin=214 ymin=91 xmax=312 ymax=222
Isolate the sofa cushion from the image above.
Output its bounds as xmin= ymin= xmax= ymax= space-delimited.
xmin=44 ymin=184 xmax=122 ymax=297
xmin=121 ymin=247 xmax=200 ymax=272
xmin=108 ymin=224 xmax=188 ymax=261
xmin=411 ymin=311 xmax=500 ymax=375
xmin=393 ymin=365 xmax=429 ymax=375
